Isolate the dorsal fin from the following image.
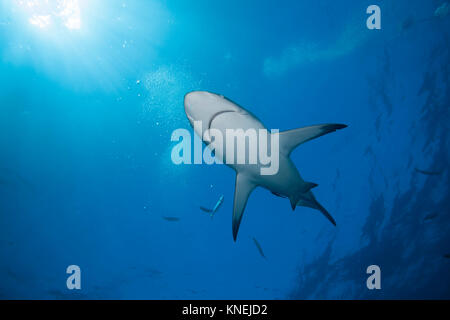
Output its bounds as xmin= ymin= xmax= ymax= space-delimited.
xmin=232 ymin=173 xmax=256 ymax=242
xmin=278 ymin=124 xmax=347 ymax=156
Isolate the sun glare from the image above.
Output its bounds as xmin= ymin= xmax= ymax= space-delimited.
xmin=15 ymin=0 xmax=82 ymax=30
xmin=29 ymin=14 xmax=51 ymax=28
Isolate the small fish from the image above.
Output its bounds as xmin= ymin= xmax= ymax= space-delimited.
xmin=424 ymin=212 xmax=438 ymax=221
xmin=401 ymin=17 xmax=415 ymax=31
xmin=6 ymin=268 xmax=19 ymax=281
xmin=200 ymin=207 xmax=213 ymax=213
xmin=252 ymin=237 xmax=266 ymax=259
xmin=212 ymin=195 xmax=224 ymax=212
xmin=145 ymin=268 xmax=163 ymax=277
xmin=0 ymin=169 xmax=36 ymax=193
xmin=200 ymin=195 xmax=224 ymax=218
xmin=162 ymin=216 xmax=180 ymax=222
xmin=414 ymin=168 xmax=443 ymax=176
xmin=435 ymin=2 xmax=450 ymax=18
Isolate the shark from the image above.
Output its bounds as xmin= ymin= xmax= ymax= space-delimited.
xmin=184 ymin=91 xmax=347 ymax=241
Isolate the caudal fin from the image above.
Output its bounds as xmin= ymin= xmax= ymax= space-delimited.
xmin=297 ymin=198 xmax=336 ymax=226
xmin=314 ymin=201 xmax=336 ymax=226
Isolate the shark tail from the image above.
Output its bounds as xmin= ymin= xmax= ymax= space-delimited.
xmin=314 ymin=200 xmax=336 ymax=226
xmin=297 ymin=198 xmax=336 ymax=226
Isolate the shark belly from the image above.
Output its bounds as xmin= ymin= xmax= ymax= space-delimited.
xmin=257 ymin=156 xmax=304 ymax=196
xmin=209 ymin=110 xmax=266 ymax=172
xmin=209 ymin=110 xmax=304 ymax=199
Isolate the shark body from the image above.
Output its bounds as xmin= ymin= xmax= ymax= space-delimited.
xmin=184 ymin=91 xmax=346 ymax=241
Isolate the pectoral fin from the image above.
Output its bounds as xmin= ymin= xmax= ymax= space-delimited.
xmin=232 ymin=173 xmax=256 ymax=242
xmin=278 ymin=124 xmax=347 ymax=156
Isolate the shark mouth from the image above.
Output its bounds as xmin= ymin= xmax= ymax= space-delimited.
xmin=201 ymin=109 xmax=235 ymax=144
xmin=207 ymin=110 xmax=236 ymax=132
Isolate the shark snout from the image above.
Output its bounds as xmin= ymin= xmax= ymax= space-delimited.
xmin=184 ymin=92 xmax=196 ymax=124
xmin=184 ymin=91 xmax=202 ymax=120
xmin=184 ymin=91 xmax=210 ymax=108
xmin=184 ymin=91 xmax=218 ymax=125
xmin=183 ymin=91 xmax=197 ymax=108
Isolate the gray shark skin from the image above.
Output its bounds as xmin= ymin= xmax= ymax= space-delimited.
xmin=184 ymin=91 xmax=347 ymax=241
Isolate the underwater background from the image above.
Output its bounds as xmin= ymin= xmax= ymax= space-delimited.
xmin=0 ymin=0 xmax=449 ymax=299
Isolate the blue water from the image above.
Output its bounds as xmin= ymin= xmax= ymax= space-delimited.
xmin=0 ymin=0 xmax=449 ymax=299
